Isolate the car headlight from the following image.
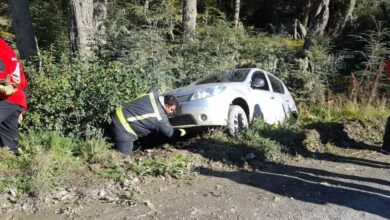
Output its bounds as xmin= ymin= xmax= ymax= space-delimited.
xmin=190 ymin=85 xmax=226 ymax=101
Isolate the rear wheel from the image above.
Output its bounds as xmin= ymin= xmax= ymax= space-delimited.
xmin=286 ymin=111 xmax=298 ymax=125
xmin=227 ymin=105 xmax=248 ymax=136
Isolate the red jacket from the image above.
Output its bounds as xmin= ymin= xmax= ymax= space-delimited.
xmin=0 ymin=38 xmax=28 ymax=110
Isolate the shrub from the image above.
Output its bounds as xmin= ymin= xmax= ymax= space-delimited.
xmin=23 ymin=52 xmax=154 ymax=137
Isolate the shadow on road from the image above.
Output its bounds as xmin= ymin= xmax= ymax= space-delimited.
xmin=135 ymin=126 xmax=390 ymax=218
xmin=197 ymin=166 xmax=390 ymax=219
xmin=305 ymin=122 xmax=379 ymax=151
xmin=179 ymin=129 xmax=390 ymax=218
xmin=256 ymin=123 xmax=390 ymax=169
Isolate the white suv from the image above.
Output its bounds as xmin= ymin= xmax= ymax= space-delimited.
xmin=165 ymin=68 xmax=298 ymax=134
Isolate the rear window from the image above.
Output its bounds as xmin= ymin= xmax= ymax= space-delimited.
xmin=195 ymin=69 xmax=250 ymax=85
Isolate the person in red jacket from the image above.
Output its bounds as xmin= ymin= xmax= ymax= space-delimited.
xmin=387 ymin=57 xmax=390 ymax=79
xmin=0 ymin=37 xmax=28 ymax=153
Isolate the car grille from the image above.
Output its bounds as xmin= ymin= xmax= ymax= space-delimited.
xmin=169 ymin=114 xmax=197 ymax=126
xmin=175 ymin=94 xmax=192 ymax=103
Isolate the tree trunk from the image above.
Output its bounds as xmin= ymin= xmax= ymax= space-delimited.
xmin=8 ymin=0 xmax=38 ymax=60
xmin=233 ymin=0 xmax=240 ymax=26
xmin=144 ymin=0 xmax=150 ymax=10
xmin=68 ymin=0 xmax=107 ymax=56
xmin=182 ymin=0 xmax=197 ymax=43
xmin=293 ymin=19 xmax=308 ymax=39
xmin=93 ymin=0 xmax=107 ymax=43
xmin=298 ymin=0 xmax=312 ymax=28
xmin=301 ymin=0 xmax=329 ymax=57
xmin=380 ymin=2 xmax=389 ymax=21
xmin=309 ymin=0 xmax=330 ymax=36
xmin=332 ymin=0 xmax=356 ymax=37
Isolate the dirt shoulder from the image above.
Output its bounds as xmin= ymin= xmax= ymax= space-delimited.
xmin=3 ymin=146 xmax=389 ymax=220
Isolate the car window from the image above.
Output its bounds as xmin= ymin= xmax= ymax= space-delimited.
xmin=251 ymin=71 xmax=269 ymax=91
xmin=195 ymin=69 xmax=250 ymax=85
xmin=268 ymin=74 xmax=285 ymax=94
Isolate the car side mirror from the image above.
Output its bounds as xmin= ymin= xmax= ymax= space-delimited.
xmin=251 ymin=78 xmax=265 ymax=88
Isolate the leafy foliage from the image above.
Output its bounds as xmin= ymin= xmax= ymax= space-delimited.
xmin=349 ymin=22 xmax=390 ymax=104
xmin=23 ymin=52 xmax=154 ymax=137
xmin=29 ymin=0 xmax=69 ymax=52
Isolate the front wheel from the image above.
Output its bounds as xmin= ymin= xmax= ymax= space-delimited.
xmin=227 ymin=105 xmax=248 ymax=136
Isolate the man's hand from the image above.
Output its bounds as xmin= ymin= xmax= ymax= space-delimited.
xmin=18 ymin=114 xmax=23 ymax=124
xmin=179 ymin=129 xmax=186 ymax=137
xmin=0 ymin=75 xmax=18 ymax=96
xmin=0 ymin=84 xmax=17 ymax=96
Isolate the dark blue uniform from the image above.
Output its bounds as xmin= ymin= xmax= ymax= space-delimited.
xmin=0 ymin=101 xmax=22 ymax=152
xmin=110 ymin=88 xmax=181 ymax=154
xmin=382 ymin=116 xmax=390 ymax=152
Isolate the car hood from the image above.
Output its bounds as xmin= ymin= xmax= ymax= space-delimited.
xmin=165 ymin=83 xmax=224 ymax=97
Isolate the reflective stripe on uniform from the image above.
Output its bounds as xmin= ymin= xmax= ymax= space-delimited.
xmin=149 ymin=92 xmax=162 ymax=121
xmin=117 ymin=91 xmax=163 ymax=135
xmin=116 ymin=107 xmax=138 ymax=137
xmin=127 ymin=113 xmax=158 ymax=122
xmin=126 ymin=92 xmax=162 ymax=122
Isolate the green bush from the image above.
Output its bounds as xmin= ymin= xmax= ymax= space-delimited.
xmin=23 ymin=52 xmax=154 ymax=137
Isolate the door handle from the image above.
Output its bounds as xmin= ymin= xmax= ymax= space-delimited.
xmin=270 ymin=96 xmax=275 ymax=100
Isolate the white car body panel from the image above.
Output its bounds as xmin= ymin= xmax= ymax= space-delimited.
xmin=165 ymin=68 xmax=297 ymax=128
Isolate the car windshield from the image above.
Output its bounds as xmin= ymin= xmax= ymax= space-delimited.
xmin=194 ymin=69 xmax=250 ymax=85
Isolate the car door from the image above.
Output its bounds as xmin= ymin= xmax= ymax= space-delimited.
xmin=267 ymin=73 xmax=288 ymax=123
xmin=249 ymin=71 xmax=285 ymax=124
xmin=280 ymin=83 xmax=297 ymax=116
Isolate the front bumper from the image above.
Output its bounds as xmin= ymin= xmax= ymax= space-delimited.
xmin=169 ymin=95 xmax=230 ymax=128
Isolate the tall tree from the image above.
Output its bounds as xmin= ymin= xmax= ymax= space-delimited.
xmin=308 ymin=0 xmax=330 ymax=36
xmin=8 ymin=0 xmax=38 ymax=60
xmin=300 ymin=0 xmax=330 ymax=72
xmin=182 ymin=0 xmax=197 ymax=43
xmin=233 ymin=0 xmax=240 ymax=26
xmin=331 ymin=0 xmax=356 ymax=37
xmin=297 ymin=0 xmax=312 ymax=27
xmin=68 ymin=0 xmax=107 ymax=56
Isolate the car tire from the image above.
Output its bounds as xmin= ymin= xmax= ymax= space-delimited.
xmin=287 ymin=111 xmax=298 ymax=124
xmin=227 ymin=105 xmax=248 ymax=136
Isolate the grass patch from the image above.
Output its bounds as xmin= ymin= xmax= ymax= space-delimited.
xmin=298 ymin=99 xmax=389 ymax=124
xmin=131 ymin=154 xmax=189 ymax=177
xmin=0 ymin=130 xmax=191 ymax=197
xmin=192 ymin=126 xmax=285 ymax=167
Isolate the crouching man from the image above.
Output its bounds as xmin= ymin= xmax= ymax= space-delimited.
xmin=110 ymin=88 xmax=186 ymax=154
